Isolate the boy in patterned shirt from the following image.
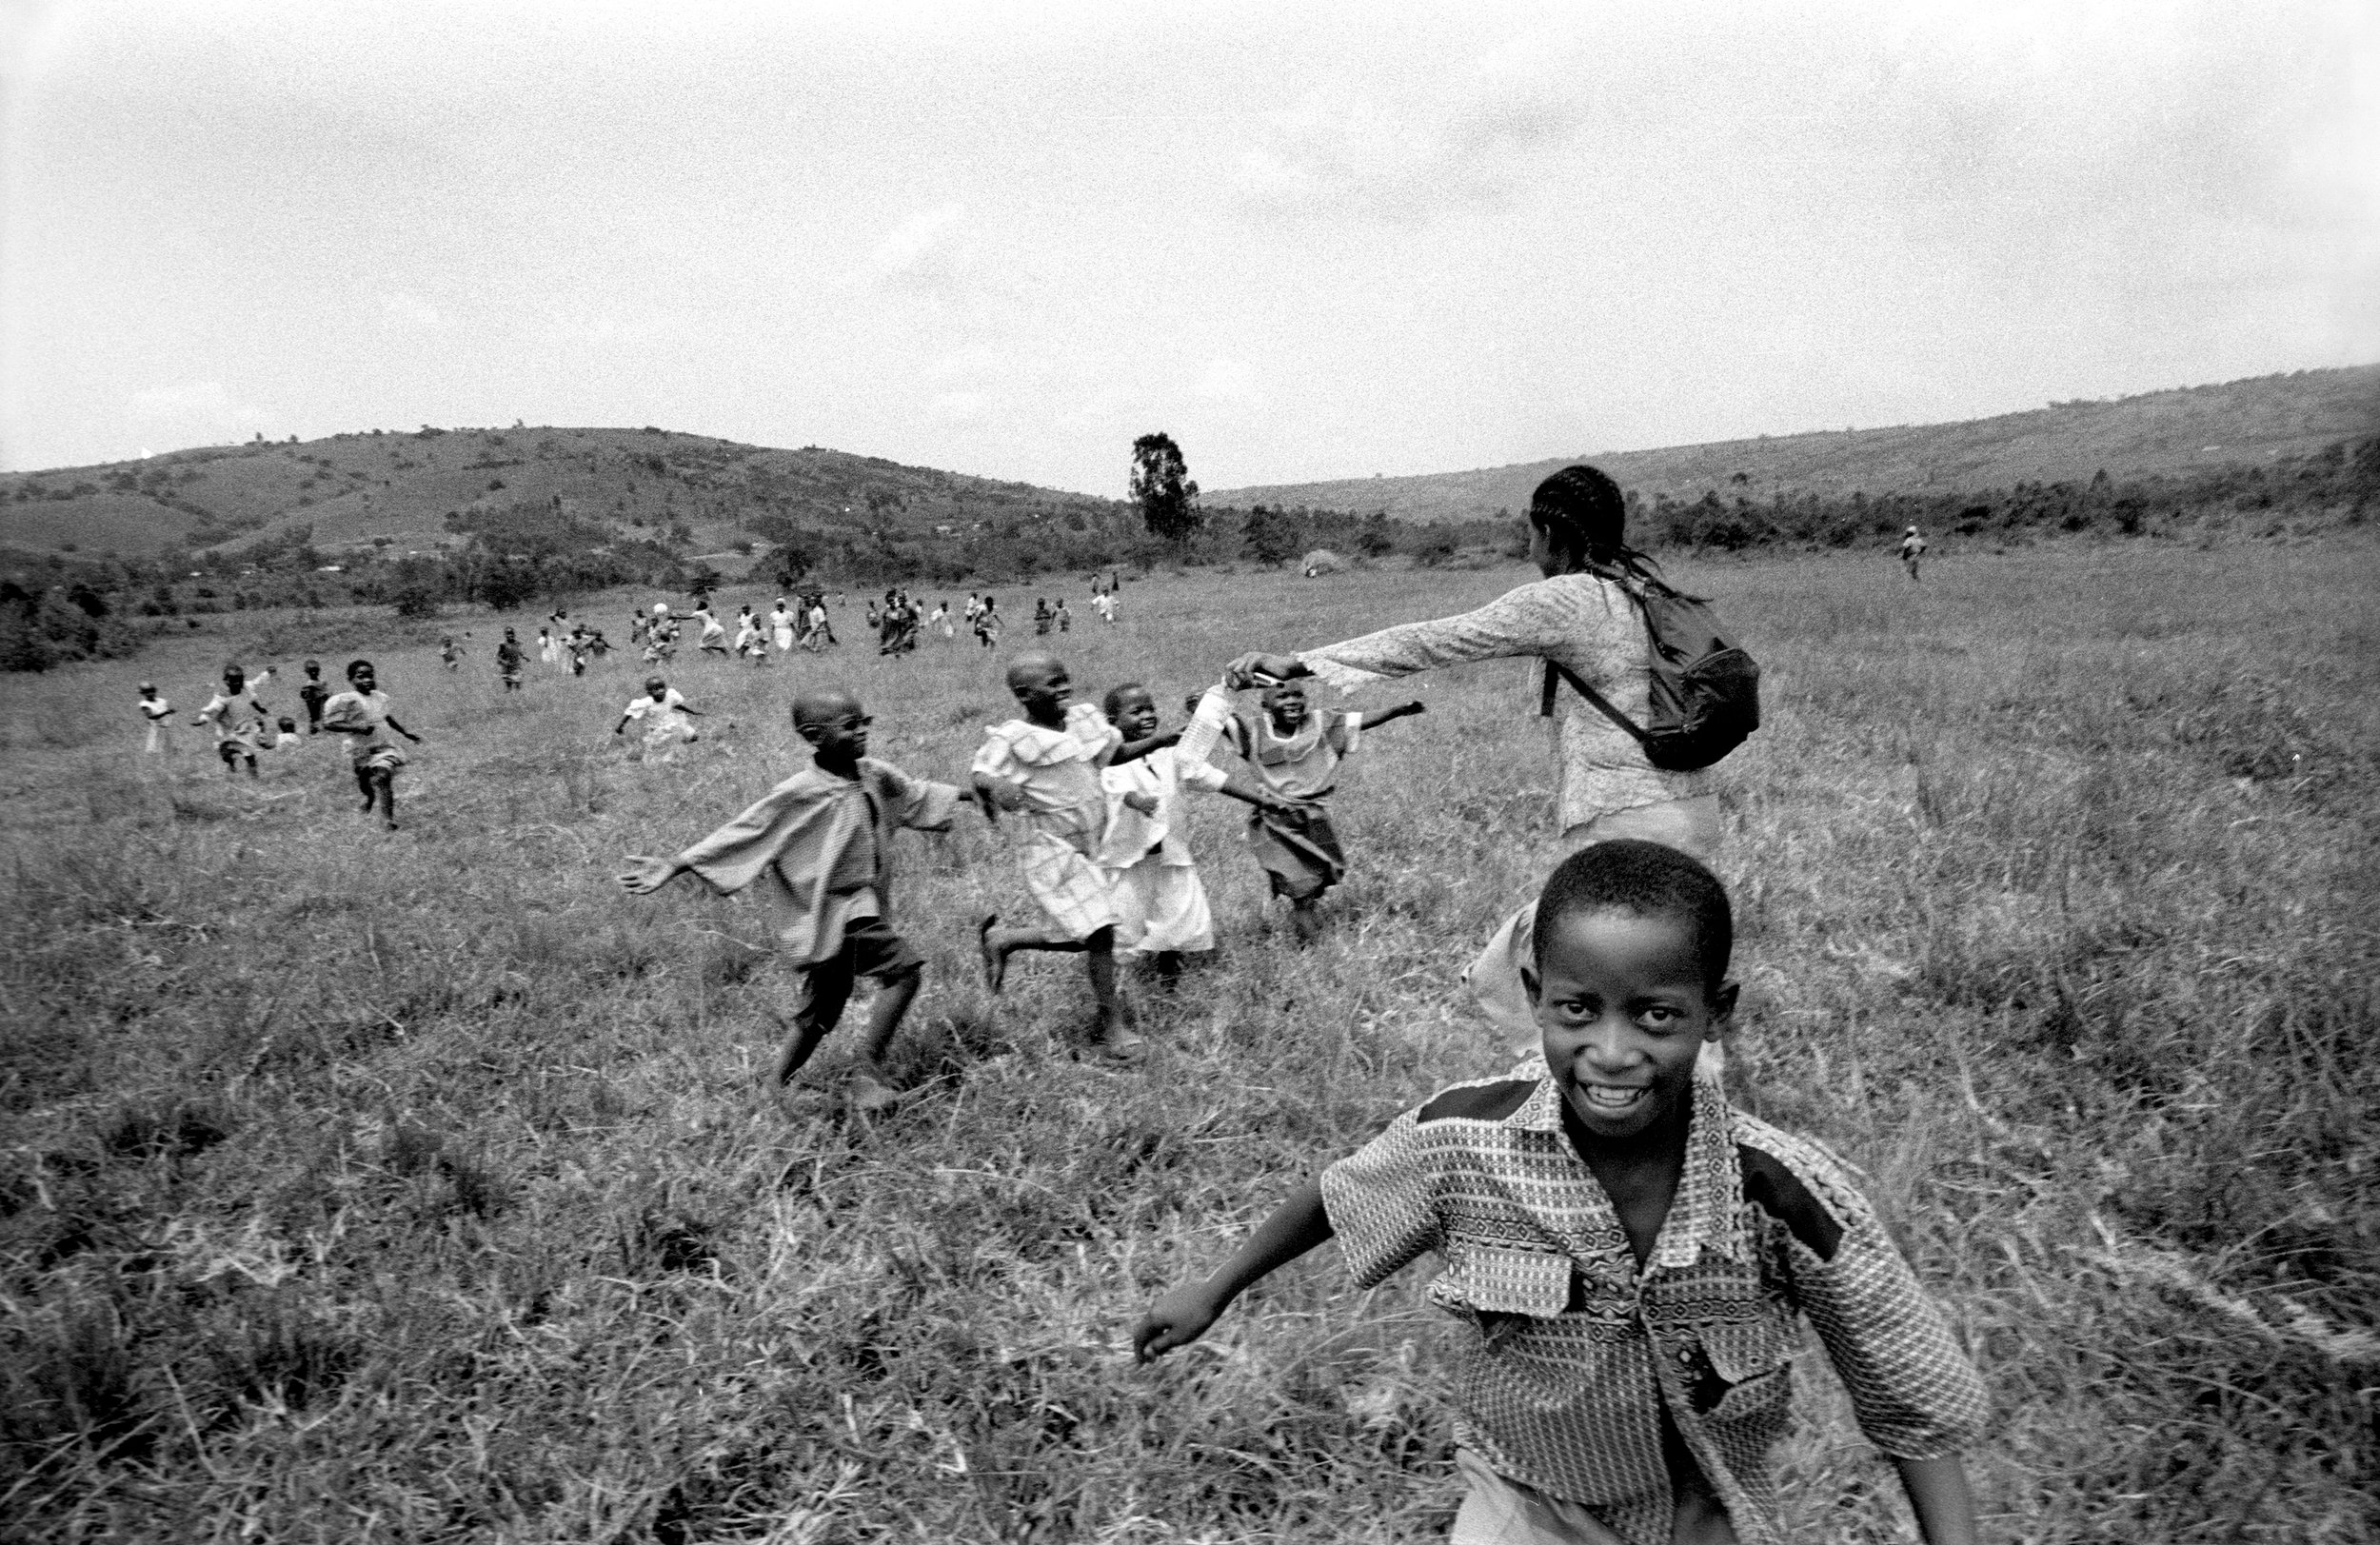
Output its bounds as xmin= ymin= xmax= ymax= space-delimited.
xmin=1135 ymin=841 xmax=1984 ymax=1545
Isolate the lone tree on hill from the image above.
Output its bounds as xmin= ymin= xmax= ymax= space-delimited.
xmin=1130 ymin=432 xmax=1202 ymax=549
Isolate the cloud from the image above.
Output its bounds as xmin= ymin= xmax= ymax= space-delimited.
xmin=1235 ymin=34 xmax=1593 ymax=224
xmin=377 ymin=290 xmax=443 ymax=327
xmin=866 ymin=203 xmax=970 ymax=290
xmin=1194 ymin=358 xmax=1264 ymax=408
xmin=125 ymin=381 xmax=277 ymax=447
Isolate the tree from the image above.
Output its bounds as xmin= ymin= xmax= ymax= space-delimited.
xmin=1241 ymin=505 xmax=1299 ymax=565
xmin=1130 ymin=432 xmax=1202 ymax=549
xmin=771 ymin=542 xmax=818 ymax=589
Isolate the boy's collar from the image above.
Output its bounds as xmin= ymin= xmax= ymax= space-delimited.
xmin=1515 ymin=1071 xmax=1749 ymax=1271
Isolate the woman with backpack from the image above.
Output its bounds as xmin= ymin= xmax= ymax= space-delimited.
xmin=1224 ymin=465 xmax=1749 ymax=1041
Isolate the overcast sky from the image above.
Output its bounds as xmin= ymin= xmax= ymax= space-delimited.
xmin=3 ymin=0 xmax=2372 ymax=492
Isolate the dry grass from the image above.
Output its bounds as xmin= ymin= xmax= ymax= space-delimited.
xmin=3 ymin=537 xmax=2375 ymax=1542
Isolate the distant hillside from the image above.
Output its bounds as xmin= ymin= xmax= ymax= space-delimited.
xmin=1213 ymin=366 xmax=2380 ymax=521
xmin=0 ymin=426 xmax=1120 ymax=562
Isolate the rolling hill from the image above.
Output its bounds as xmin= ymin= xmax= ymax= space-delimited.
xmin=1212 ymin=366 xmax=2380 ymax=521
xmin=0 ymin=427 xmax=1121 ymax=562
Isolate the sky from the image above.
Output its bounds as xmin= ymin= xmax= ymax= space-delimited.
xmin=2 ymin=0 xmax=2373 ymax=493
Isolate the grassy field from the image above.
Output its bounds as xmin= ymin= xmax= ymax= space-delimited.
xmin=3 ymin=537 xmax=2375 ymax=1542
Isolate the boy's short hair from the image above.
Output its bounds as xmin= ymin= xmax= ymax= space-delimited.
xmin=1101 ymin=681 xmax=1148 ymax=720
xmin=345 ymin=658 xmax=371 ymax=680
xmin=1534 ymin=839 xmax=1732 ymax=990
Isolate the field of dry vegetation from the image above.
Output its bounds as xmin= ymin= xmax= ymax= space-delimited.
xmin=4 ymin=536 xmax=2374 ymax=1542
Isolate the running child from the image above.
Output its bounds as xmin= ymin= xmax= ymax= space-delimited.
xmin=1033 ymin=598 xmax=1054 ymax=636
xmin=972 ymin=651 xmax=1144 ymax=1059
xmin=734 ymin=605 xmax=767 ymax=664
xmin=496 ymin=629 xmax=526 ymax=691
xmin=138 ymin=683 xmax=174 ymax=755
xmin=194 ymin=664 xmax=273 ymax=780
xmin=1218 ymin=678 xmax=1425 ymax=943
xmin=974 ymin=596 xmax=1002 ymax=649
xmin=1096 ymin=683 xmax=1305 ymax=980
xmin=615 ymin=675 xmax=702 ymax=762
xmin=1899 ymin=525 xmax=1928 ymax=582
xmin=440 ymin=636 xmax=465 ymax=672
xmin=1135 ymin=841 xmax=1987 ymax=1545
xmin=321 ymin=659 xmax=425 ymax=829
xmin=297 ymin=660 xmax=331 ymax=735
xmin=696 ymin=602 xmax=730 ymax=657
xmin=1054 ymin=598 xmax=1072 ymax=633
xmin=617 ymin=686 xmax=963 ymax=1113
xmin=770 ymin=599 xmax=797 ymax=656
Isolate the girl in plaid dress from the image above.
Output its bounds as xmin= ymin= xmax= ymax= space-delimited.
xmin=971 ymin=652 xmax=1149 ymax=1060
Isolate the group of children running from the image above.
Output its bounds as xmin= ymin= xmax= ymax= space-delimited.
xmin=611 ymin=639 xmax=1986 ymax=1544
xmin=137 ymin=657 xmax=424 ymax=827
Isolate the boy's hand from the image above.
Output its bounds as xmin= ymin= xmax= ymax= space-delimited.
xmin=1403 ymin=700 xmax=1427 ymax=717
xmin=1122 ymin=792 xmax=1160 ymax=816
xmin=616 ymin=856 xmax=682 ymax=895
xmin=1132 ymin=1282 xmax=1225 ymax=1362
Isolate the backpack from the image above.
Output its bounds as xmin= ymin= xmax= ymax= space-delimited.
xmin=1540 ymin=563 xmax=1761 ymax=772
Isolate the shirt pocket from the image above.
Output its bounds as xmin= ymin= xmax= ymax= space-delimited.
xmin=1429 ymin=1244 xmax=1576 ymax=1344
xmin=1691 ymin=1316 xmax=1796 ymax=1423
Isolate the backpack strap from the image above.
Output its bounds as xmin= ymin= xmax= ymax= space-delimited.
xmin=1541 ymin=659 xmax=1654 ymax=749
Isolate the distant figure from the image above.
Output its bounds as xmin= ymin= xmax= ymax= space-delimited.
xmin=975 ymin=595 xmax=1002 ymax=649
xmin=770 ymin=599 xmax=797 ymax=655
xmin=964 ymin=592 xmax=982 ymax=626
xmin=1033 ymin=597 xmax=1054 ymax=637
xmin=138 ymin=683 xmax=175 ymax=755
xmin=496 ymin=629 xmax=526 ymax=691
xmin=440 ymin=636 xmax=465 ymax=673
xmin=321 ymin=659 xmax=424 ymax=830
xmin=734 ymin=605 xmax=767 ymax=664
xmin=538 ymin=626 xmax=558 ymax=666
xmin=297 ymin=660 xmax=331 ymax=734
xmin=931 ymin=601 xmax=953 ymax=640
xmin=1093 ymin=589 xmax=1117 ymax=625
xmin=1054 ymin=598 xmax=1072 ymax=633
xmin=195 ymin=664 xmax=272 ymax=780
xmin=616 ymin=675 xmax=702 ymax=762
xmin=695 ymin=602 xmax=730 ymax=657
xmin=1899 ymin=525 xmax=1928 ymax=581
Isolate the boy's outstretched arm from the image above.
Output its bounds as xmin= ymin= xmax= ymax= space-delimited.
xmin=616 ymin=855 xmax=687 ymax=894
xmin=1893 ymin=1456 xmax=1977 ymax=1545
xmin=1214 ymin=767 xmax=1310 ymax=815
xmin=1357 ymin=701 xmax=1426 ymax=731
xmin=1133 ymin=1179 xmax=1335 ymax=1362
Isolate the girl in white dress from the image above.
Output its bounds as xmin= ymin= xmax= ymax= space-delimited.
xmin=1094 ymin=683 xmax=1301 ymax=975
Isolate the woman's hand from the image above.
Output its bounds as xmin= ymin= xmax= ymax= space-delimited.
xmin=1224 ymin=653 xmax=1307 ymax=689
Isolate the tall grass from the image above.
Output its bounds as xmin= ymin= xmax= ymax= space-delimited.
xmin=3 ymin=537 xmax=2374 ymax=1541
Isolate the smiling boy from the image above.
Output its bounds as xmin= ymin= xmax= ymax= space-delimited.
xmin=617 ymin=687 xmax=962 ymax=1113
xmin=1134 ymin=841 xmax=1984 ymax=1545
xmin=1219 ymin=678 xmax=1424 ymax=943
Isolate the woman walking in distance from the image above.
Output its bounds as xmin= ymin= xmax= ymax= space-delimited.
xmin=1227 ymin=465 xmax=1721 ymax=1044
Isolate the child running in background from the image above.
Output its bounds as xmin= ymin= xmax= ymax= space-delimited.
xmin=441 ymin=636 xmax=465 ymax=672
xmin=321 ymin=659 xmax=424 ymax=829
xmin=735 ymin=605 xmax=766 ymax=664
xmin=496 ymin=629 xmax=526 ymax=691
xmin=1135 ymin=841 xmax=1986 ymax=1545
xmin=1055 ymin=598 xmax=1072 ymax=633
xmin=974 ymin=596 xmax=1002 ymax=649
xmin=616 ymin=675 xmax=702 ymax=762
xmin=1219 ymin=678 xmax=1425 ymax=943
xmin=297 ymin=660 xmax=331 ymax=735
xmin=538 ymin=626 xmax=558 ymax=667
xmin=696 ymin=602 xmax=731 ymax=658
xmin=195 ymin=664 xmax=273 ymax=780
xmin=138 ymin=683 xmax=174 ymax=755
xmin=617 ymin=687 xmax=965 ymax=1113
xmin=972 ymin=651 xmax=1145 ymax=1060
xmin=1096 ymin=683 xmax=1305 ymax=981
xmin=771 ymin=599 xmax=798 ymax=656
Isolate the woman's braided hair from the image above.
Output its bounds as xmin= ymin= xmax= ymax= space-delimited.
xmin=1529 ymin=465 xmax=1638 ymax=571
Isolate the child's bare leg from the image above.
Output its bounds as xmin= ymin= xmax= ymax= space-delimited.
xmin=855 ymin=963 xmax=922 ymax=1067
xmin=980 ymin=914 xmax=1090 ymax=992
xmin=1290 ymin=898 xmax=1322 ymax=945
xmin=354 ymin=766 xmax=377 ymax=812
xmin=774 ymin=960 xmax=853 ymax=1085
xmin=376 ymin=771 xmax=397 ymax=829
